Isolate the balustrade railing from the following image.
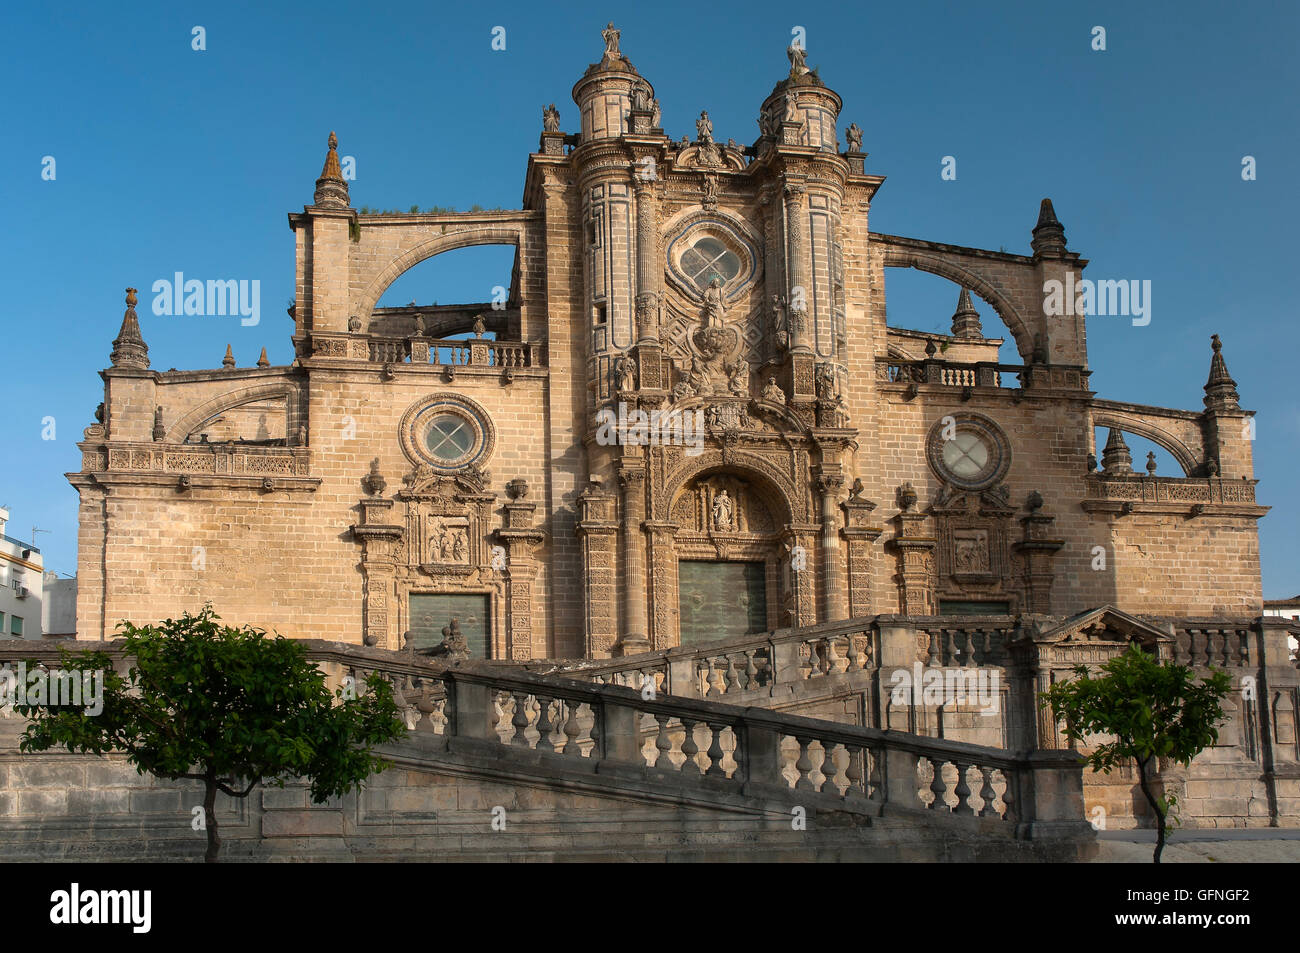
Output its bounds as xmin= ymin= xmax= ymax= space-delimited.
xmin=366 ymin=336 xmax=543 ymax=368
xmin=879 ymin=359 xmax=1013 ymax=389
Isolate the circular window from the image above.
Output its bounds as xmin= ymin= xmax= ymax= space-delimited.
xmin=927 ymin=414 xmax=1009 ymax=490
xmin=424 ymin=414 xmax=475 ymax=464
xmin=680 ymin=237 xmax=741 ymax=291
xmin=399 ymin=394 xmax=495 ymax=472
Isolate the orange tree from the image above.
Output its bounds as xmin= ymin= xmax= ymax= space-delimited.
xmin=18 ymin=607 xmax=404 ymax=862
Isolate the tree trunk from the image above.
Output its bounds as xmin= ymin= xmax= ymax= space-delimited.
xmin=204 ymin=777 xmax=221 ymax=863
xmin=1136 ymin=756 xmax=1165 ymax=864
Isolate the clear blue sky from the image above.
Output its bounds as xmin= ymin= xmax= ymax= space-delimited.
xmin=2 ymin=1 xmax=1296 ymax=597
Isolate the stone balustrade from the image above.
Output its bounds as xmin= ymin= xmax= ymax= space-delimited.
xmin=1083 ymin=475 xmax=1257 ymax=505
xmin=878 ymin=359 xmax=1012 ymax=389
xmin=364 ymin=335 xmax=544 ymax=368
xmin=0 ymin=638 xmax=1086 ymax=836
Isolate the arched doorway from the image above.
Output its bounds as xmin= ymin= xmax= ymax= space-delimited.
xmin=653 ymin=463 xmax=804 ymax=647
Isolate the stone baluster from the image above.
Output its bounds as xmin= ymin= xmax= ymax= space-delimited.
xmin=867 ymin=747 xmax=883 ymax=801
xmin=946 ymin=629 xmax=959 ymax=666
xmin=743 ymin=650 xmax=759 ymax=690
xmin=562 ymin=700 xmax=583 ymax=756
xmin=793 ymin=737 xmax=815 ymax=790
xmin=1000 ymin=768 xmax=1017 ymax=823
xmin=804 ymin=641 xmax=819 ymax=679
xmin=928 ymin=757 xmax=949 ymax=810
xmin=510 ymin=691 xmax=531 ymax=746
xmin=978 ymin=766 xmax=999 ymax=817
xmin=965 ymin=631 xmax=978 ymax=667
xmin=680 ymin=718 xmax=701 ymax=775
xmin=705 ymin=723 xmax=727 ymax=777
xmin=819 ymin=742 xmax=841 ymax=794
xmin=724 ymin=655 xmax=741 ymax=693
xmin=653 ymin=713 xmax=673 ymax=770
xmin=952 ymin=762 xmax=974 ymax=815
xmin=705 ymin=659 xmax=723 ymax=697
xmin=844 ymin=744 xmax=864 ymax=798
xmin=821 ymin=639 xmax=838 ymax=676
xmin=534 ymin=695 xmax=556 ymax=752
xmin=927 ymin=630 xmax=941 ymax=668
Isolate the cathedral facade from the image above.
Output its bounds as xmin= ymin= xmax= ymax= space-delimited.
xmin=71 ymin=27 xmax=1266 ymax=661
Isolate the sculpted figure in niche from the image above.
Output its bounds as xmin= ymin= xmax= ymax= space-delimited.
xmin=617 ymin=355 xmax=638 ymax=392
xmin=815 ymin=363 xmax=837 ymax=400
xmin=762 ymin=376 xmax=786 ymax=404
xmin=632 ymin=84 xmax=649 ymax=112
xmin=712 ymin=489 xmax=735 ymax=530
xmin=702 ymin=276 xmax=726 ymax=329
xmin=542 ymin=104 xmax=560 ymax=132
xmin=451 ymin=532 xmax=467 ymax=562
xmin=650 ymin=98 xmax=661 ymax=127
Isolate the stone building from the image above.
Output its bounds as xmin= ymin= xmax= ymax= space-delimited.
xmin=70 ymin=28 xmax=1266 ymax=659
xmin=0 ymin=27 xmax=1284 ymax=850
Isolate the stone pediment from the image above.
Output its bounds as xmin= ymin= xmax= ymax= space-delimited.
xmin=397 ymin=462 xmax=492 ymax=500
xmin=1023 ymin=605 xmax=1172 ymax=648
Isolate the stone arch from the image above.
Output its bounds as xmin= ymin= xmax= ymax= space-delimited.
xmin=1090 ymin=411 xmax=1202 ymax=476
xmin=657 ymin=450 xmax=804 ymax=524
xmin=355 ymin=223 xmax=528 ymax=320
xmin=881 ymin=250 xmax=1033 ymax=359
xmin=166 ymin=382 xmax=302 ymax=445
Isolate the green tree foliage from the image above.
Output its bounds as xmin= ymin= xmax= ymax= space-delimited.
xmin=18 ymin=607 xmax=405 ymax=862
xmin=1040 ymin=643 xmax=1231 ymax=863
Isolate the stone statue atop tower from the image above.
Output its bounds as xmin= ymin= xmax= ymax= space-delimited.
xmin=602 ymin=22 xmax=621 ymax=58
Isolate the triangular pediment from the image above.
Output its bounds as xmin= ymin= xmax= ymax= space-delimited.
xmin=1030 ymin=605 xmax=1172 ymax=647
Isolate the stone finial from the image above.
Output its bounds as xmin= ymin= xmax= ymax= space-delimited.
xmin=1026 ymin=490 xmax=1044 ymax=511
xmin=362 ymin=458 xmax=386 ymax=497
xmin=1100 ymin=428 xmax=1133 ymax=474
xmin=257 ymin=347 xmax=269 ymax=368
xmin=1146 ymin=451 xmax=1158 ymax=475
xmin=897 ymin=481 xmax=918 ymax=512
xmin=950 ymin=287 xmax=983 ymax=338
xmin=313 ymin=130 xmax=351 ymax=209
xmin=1203 ymin=333 xmax=1240 ymax=411
xmin=152 ymin=406 xmax=166 ymax=441
xmin=1030 ymin=198 xmax=1067 ymax=258
xmin=506 ymin=478 xmax=529 ymax=500
xmin=472 ymin=314 xmax=486 ymax=338
xmin=348 ymin=315 xmax=362 ymax=332
xmin=222 ymin=344 xmax=235 ymax=369
xmin=110 ymin=287 xmax=150 ymax=369
xmin=924 ymin=338 xmax=937 ymax=358
xmin=413 ymin=313 xmax=426 ymax=337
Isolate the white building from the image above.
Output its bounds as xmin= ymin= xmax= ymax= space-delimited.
xmin=1263 ymin=595 xmax=1300 ymax=659
xmin=0 ymin=507 xmax=44 ymax=640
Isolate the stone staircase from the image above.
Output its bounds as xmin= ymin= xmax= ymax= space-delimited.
xmin=0 ymin=638 xmax=1094 ymax=861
